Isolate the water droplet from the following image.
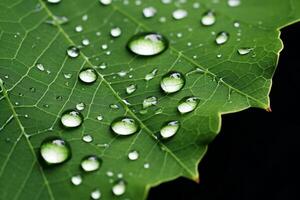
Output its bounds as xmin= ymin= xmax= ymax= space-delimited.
xmin=101 ymin=44 xmax=108 ymax=50
xmin=99 ymin=0 xmax=112 ymax=5
xmin=82 ymin=134 xmax=93 ymax=143
xmin=111 ymin=117 xmax=139 ymax=136
xmin=64 ymin=73 xmax=72 ymax=79
xmin=143 ymin=7 xmax=157 ymax=18
xmin=143 ymin=96 xmax=157 ymax=108
xmin=145 ymin=69 xmax=158 ymax=81
xmin=40 ymin=137 xmax=71 ymax=165
xmin=238 ymin=48 xmax=253 ymax=55
xmin=110 ymin=104 xmax=119 ymax=109
xmin=75 ymin=25 xmax=83 ymax=32
xmin=67 ymin=46 xmax=80 ymax=58
xmin=81 ymin=155 xmax=102 ymax=172
xmin=112 ymin=180 xmax=126 ymax=196
xmin=78 ymin=68 xmax=98 ymax=84
xmin=215 ymin=32 xmax=229 ymax=45
xmin=61 ymin=110 xmax=83 ymax=128
xmin=71 ymin=175 xmax=82 ymax=186
xmin=56 ymin=95 xmax=63 ymax=101
xmin=201 ymin=11 xmax=216 ymax=26
xmin=177 ymin=96 xmax=200 ymax=114
xmin=29 ymin=87 xmax=36 ymax=92
xmin=161 ymin=0 xmax=172 ymax=4
xmin=91 ymin=189 xmax=101 ymax=199
xmin=144 ymin=163 xmax=150 ymax=169
xmin=82 ymin=14 xmax=88 ymax=21
xmin=217 ymin=53 xmax=222 ymax=58
xmin=46 ymin=0 xmax=61 ymax=4
xmin=110 ymin=27 xmax=122 ymax=38
xmin=193 ymin=2 xmax=201 ymax=8
xmin=46 ymin=16 xmax=69 ymax=25
xmin=228 ymin=0 xmax=240 ymax=7
xmin=76 ymin=102 xmax=85 ymax=111
xmin=233 ymin=21 xmax=240 ymax=28
xmin=127 ymin=32 xmax=168 ymax=56
xmin=160 ymin=121 xmax=180 ymax=139
xmin=36 ymin=63 xmax=45 ymax=71
xmin=128 ymin=150 xmax=139 ymax=160
xmin=126 ymin=84 xmax=137 ymax=94
xmin=172 ymin=9 xmax=188 ymax=20
xmin=160 ymin=71 xmax=185 ymax=93
xmin=106 ymin=171 xmax=114 ymax=177
xmin=82 ymin=38 xmax=90 ymax=46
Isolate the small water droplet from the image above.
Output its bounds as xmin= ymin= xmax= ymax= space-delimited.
xmin=82 ymin=134 xmax=93 ymax=143
xmin=215 ymin=32 xmax=229 ymax=45
xmin=160 ymin=71 xmax=185 ymax=93
xmin=160 ymin=121 xmax=180 ymax=139
xmin=228 ymin=0 xmax=240 ymax=7
xmin=61 ymin=110 xmax=83 ymax=128
xmin=193 ymin=2 xmax=201 ymax=8
xmin=99 ymin=0 xmax=112 ymax=5
xmin=161 ymin=0 xmax=172 ymax=4
xmin=145 ymin=69 xmax=158 ymax=81
xmin=110 ymin=27 xmax=122 ymax=38
xmin=46 ymin=0 xmax=61 ymax=4
xmin=82 ymin=38 xmax=90 ymax=46
xmin=64 ymin=73 xmax=72 ymax=79
xmin=71 ymin=175 xmax=82 ymax=186
xmin=111 ymin=117 xmax=139 ymax=136
xmin=75 ymin=25 xmax=83 ymax=32
xmin=67 ymin=46 xmax=80 ymax=58
xmin=36 ymin=63 xmax=45 ymax=71
xmin=40 ymin=137 xmax=71 ymax=165
xmin=56 ymin=96 xmax=63 ymax=101
xmin=143 ymin=163 xmax=150 ymax=169
xmin=201 ymin=11 xmax=216 ymax=26
xmin=96 ymin=115 xmax=103 ymax=121
xmin=81 ymin=155 xmax=102 ymax=172
xmin=172 ymin=9 xmax=188 ymax=20
xmin=78 ymin=68 xmax=98 ymax=84
xmin=91 ymin=189 xmax=101 ymax=199
xmin=128 ymin=150 xmax=139 ymax=160
xmin=233 ymin=21 xmax=240 ymax=28
xmin=127 ymin=32 xmax=168 ymax=56
xmin=106 ymin=171 xmax=114 ymax=177
xmin=143 ymin=96 xmax=157 ymax=108
xmin=46 ymin=15 xmax=68 ymax=25
xmin=178 ymin=96 xmax=200 ymax=114
xmin=143 ymin=7 xmax=157 ymax=18
xmin=217 ymin=53 xmax=222 ymax=58
xmin=101 ymin=44 xmax=108 ymax=50
xmin=126 ymin=84 xmax=137 ymax=94
xmin=82 ymin=14 xmax=88 ymax=21
xmin=112 ymin=180 xmax=126 ymax=196
xmin=110 ymin=104 xmax=119 ymax=109
xmin=29 ymin=87 xmax=36 ymax=92
xmin=237 ymin=48 xmax=253 ymax=55
xmin=76 ymin=102 xmax=85 ymax=111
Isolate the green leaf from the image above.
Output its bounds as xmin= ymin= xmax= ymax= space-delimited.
xmin=0 ymin=0 xmax=299 ymax=199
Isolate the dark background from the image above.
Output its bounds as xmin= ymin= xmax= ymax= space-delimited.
xmin=148 ymin=22 xmax=300 ymax=200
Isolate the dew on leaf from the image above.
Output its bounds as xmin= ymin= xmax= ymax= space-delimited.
xmin=64 ymin=73 xmax=72 ymax=79
xmin=81 ymin=155 xmax=102 ymax=172
xmin=201 ymin=11 xmax=216 ymax=26
xmin=40 ymin=137 xmax=71 ymax=165
xmin=82 ymin=134 xmax=93 ymax=143
xmin=145 ymin=68 xmax=158 ymax=81
xmin=144 ymin=163 xmax=150 ymax=169
xmin=177 ymin=96 xmax=200 ymax=114
xmin=160 ymin=71 xmax=185 ymax=93
xmin=76 ymin=102 xmax=85 ymax=111
xmin=112 ymin=180 xmax=126 ymax=196
xmin=82 ymin=39 xmax=90 ymax=46
xmin=75 ymin=25 xmax=83 ymax=32
xmin=46 ymin=0 xmax=61 ymax=4
xmin=126 ymin=84 xmax=137 ymax=94
xmin=228 ymin=0 xmax=241 ymax=7
xmin=110 ymin=27 xmax=122 ymax=38
xmin=66 ymin=46 xmax=80 ymax=58
xmin=101 ymin=44 xmax=108 ymax=50
xmin=111 ymin=117 xmax=139 ymax=136
xmin=172 ymin=9 xmax=188 ymax=20
xmin=234 ymin=21 xmax=240 ymax=28
xmin=238 ymin=47 xmax=253 ymax=55
xmin=91 ymin=189 xmax=101 ymax=200
xmin=110 ymin=104 xmax=119 ymax=109
xmin=215 ymin=31 xmax=229 ymax=45
xmin=71 ymin=175 xmax=82 ymax=186
xmin=128 ymin=150 xmax=139 ymax=161
xmin=143 ymin=7 xmax=157 ymax=18
xmin=78 ymin=68 xmax=98 ymax=84
xmin=99 ymin=0 xmax=112 ymax=5
xmin=82 ymin=14 xmax=88 ymax=21
xmin=143 ymin=96 xmax=158 ymax=108
xmin=127 ymin=32 xmax=168 ymax=56
xmin=46 ymin=16 xmax=68 ymax=26
xmin=61 ymin=110 xmax=83 ymax=128
xmin=29 ymin=87 xmax=36 ymax=92
xmin=36 ymin=63 xmax=45 ymax=71
xmin=96 ymin=115 xmax=103 ymax=121
xmin=160 ymin=121 xmax=180 ymax=139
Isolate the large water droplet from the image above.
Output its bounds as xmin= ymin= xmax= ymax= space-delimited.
xmin=160 ymin=71 xmax=185 ymax=93
xmin=126 ymin=84 xmax=137 ymax=94
xmin=228 ymin=0 xmax=240 ymax=7
xmin=78 ymin=68 xmax=98 ymax=84
xmin=215 ymin=32 xmax=229 ymax=45
xmin=111 ymin=117 xmax=139 ymax=136
xmin=143 ymin=7 xmax=157 ymax=18
xmin=178 ymin=97 xmax=200 ymax=114
xmin=128 ymin=150 xmax=139 ymax=161
xmin=81 ymin=155 xmax=102 ymax=172
xmin=110 ymin=27 xmax=122 ymax=38
xmin=127 ymin=32 xmax=168 ymax=56
xmin=40 ymin=137 xmax=71 ymax=165
xmin=238 ymin=48 xmax=253 ymax=55
xmin=172 ymin=9 xmax=188 ymax=20
xmin=71 ymin=175 xmax=82 ymax=186
xmin=143 ymin=96 xmax=157 ymax=108
xmin=201 ymin=11 xmax=216 ymax=26
xmin=67 ymin=46 xmax=80 ymax=58
xmin=160 ymin=121 xmax=180 ymax=139
xmin=91 ymin=189 xmax=101 ymax=200
xmin=61 ymin=110 xmax=83 ymax=128
xmin=99 ymin=0 xmax=112 ymax=5
xmin=112 ymin=180 xmax=126 ymax=196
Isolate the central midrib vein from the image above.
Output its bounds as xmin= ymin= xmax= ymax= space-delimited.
xmin=39 ymin=0 xmax=196 ymax=177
